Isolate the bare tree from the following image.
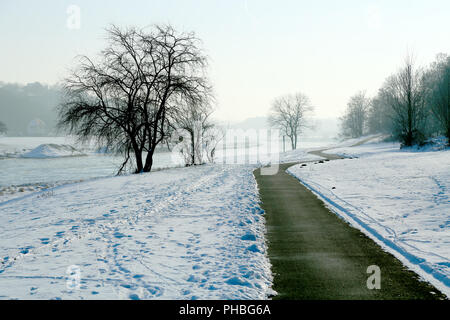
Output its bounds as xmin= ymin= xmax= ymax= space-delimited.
xmin=384 ymin=55 xmax=427 ymax=146
xmin=268 ymin=92 xmax=313 ymax=150
xmin=367 ymin=88 xmax=394 ymax=134
xmin=339 ymin=91 xmax=371 ymax=138
xmin=0 ymin=121 xmax=6 ymax=134
xmin=169 ymin=94 xmax=216 ymax=166
xmin=424 ymin=53 xmax=450 ymax=144
xmin=58 ymin=24 xmax=210 ymax=174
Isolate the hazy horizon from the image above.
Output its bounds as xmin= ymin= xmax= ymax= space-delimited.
xmin=1 ymin=0 xmax=449 ymax=122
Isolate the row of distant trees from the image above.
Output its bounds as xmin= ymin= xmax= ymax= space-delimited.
xmin=0 ymin=82 xmax=60 ymax=136
xmin=58 ymin=24 xmax=217 ymax=174
xmin=340 ymin=53 xmax=450 ymax=146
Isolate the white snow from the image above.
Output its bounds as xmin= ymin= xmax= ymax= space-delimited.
xmin=0 ymin=137 xmax=76 ymax=158
xmin=0 ymin=137 xmax=182 ymax=193
xmin=279 ymin=148 xmax=324 ymax=163
xmin=278 ymin=135 xmax=385 ymax=163
xmin=288 ymin=141 xmax=450 ymax=297
xmin=21 ymin=144 xmax=86 ymax=158
xmin=0 ymin=164 xmax=274 ymax=300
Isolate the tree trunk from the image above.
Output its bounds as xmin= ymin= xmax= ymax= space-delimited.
xmin=134 ymin=149 xmax=143 ymax=173
xmin=190 ymin=130 xmax=195 ymax=165
xmin=143 ymin=150 xmax=154 ymax=172
xmin=294 ymin=133 xmax=298 ymax=149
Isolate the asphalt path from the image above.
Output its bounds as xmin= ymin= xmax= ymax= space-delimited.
xmin=254 ymin=146 xmax=445 ymax=299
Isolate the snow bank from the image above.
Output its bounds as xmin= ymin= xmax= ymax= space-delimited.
xmin=278 ymin=135 xmax=385 ymax=164
xmin=21 ymin=144 xmax=86 ymax=158
xmin=325 ymin=141 xmax=401 ymax=158
xmin=279 ymin=148 xmax=324 ymax=163
xmin=0 ymin=164 xmax=274 ymax=299
xmin=288 ymin=143 xmax=450 ymax=296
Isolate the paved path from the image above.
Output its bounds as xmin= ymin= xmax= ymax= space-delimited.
xmin=254 ymin=148 xmax=446 ymax=299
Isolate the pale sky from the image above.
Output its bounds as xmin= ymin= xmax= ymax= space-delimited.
xmin=1 ymin=0 xmax=449 ymax=121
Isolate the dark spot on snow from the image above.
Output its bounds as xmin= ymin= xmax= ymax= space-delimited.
xmin=129 ymin=294 xmax=140 ymax=300
xmin=113 ymin=232 xmax=126 ymax=239
xmin=246 ymin=244 xmax=260 ymax=253
xmin=241 ymin=233 xmax=257 ymax=241
xmin=225 ymin=277 xmax=252 ymax=287
xmin=187 ymin=275 xmax=201 ymax=282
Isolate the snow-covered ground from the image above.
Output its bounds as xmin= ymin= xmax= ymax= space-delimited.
xmin=21 ymin=144 xmax=86 ymax=158
xmin=0 ymin=137 xmax=183 ymax=201
xmin=0 ymin=164 xmax=274 ymax=299
xmin=0 ymin=137 xmax=75 ymax=158
xmin=288 ymin=141 xmax=450 ymax=296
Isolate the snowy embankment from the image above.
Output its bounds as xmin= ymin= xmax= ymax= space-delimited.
xmin=279 ymin=148 xmax=324 ymax=163
xmin=278 ymin=134 xmax=383 ymax=163
xmin=0 ymin=164 xmax=274 ymax=299
xmin=288 ymin=141 xmax=450 ymax=297
xmin=20 ymin=144 xmax=86 ymax=158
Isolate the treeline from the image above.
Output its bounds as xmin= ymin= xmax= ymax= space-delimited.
xmin=340 ymin=53 xmax=450 ymax=147
xmin=0 ymin=82 xmax=60 ymax=136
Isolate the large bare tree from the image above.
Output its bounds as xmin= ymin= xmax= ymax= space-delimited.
xmin=268 ymin=92 xmax=313 ymax=150
xmin=58 ymin=25 xmax=210 ymax=173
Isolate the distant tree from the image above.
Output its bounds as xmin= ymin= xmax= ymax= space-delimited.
xmin=0 ymin=121 xmax=7 ymax=134
xmin=384 ymin=56 xmax=428 ymax=146
xmin=58 ymin=24 xmax=210 ymax=174
xmin=268 ymin=92 xmax=314 ymax=150
xmin=424 ymin=54 xmax=450 ymax=144
xmin=339 ymin=91 xmax=371 ymax=138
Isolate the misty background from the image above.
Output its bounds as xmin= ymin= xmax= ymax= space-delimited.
xmin=0 ymin=81 xmax=338 ymax=140
xmin=1 ymin=0 xmax=449 ymax=138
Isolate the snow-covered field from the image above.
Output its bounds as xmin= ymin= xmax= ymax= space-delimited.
xmin=0 ymin=137 xmax=183 ymax=202
xmin=0 ymin=164 xmax=274 ymax=299
xmin=4 ymin=134 xmax=447 ymax=299
xmin=288 ymin=141 xmax=450 ymax=296
xmin=21 ymin=144 xmax=86 ymax=158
